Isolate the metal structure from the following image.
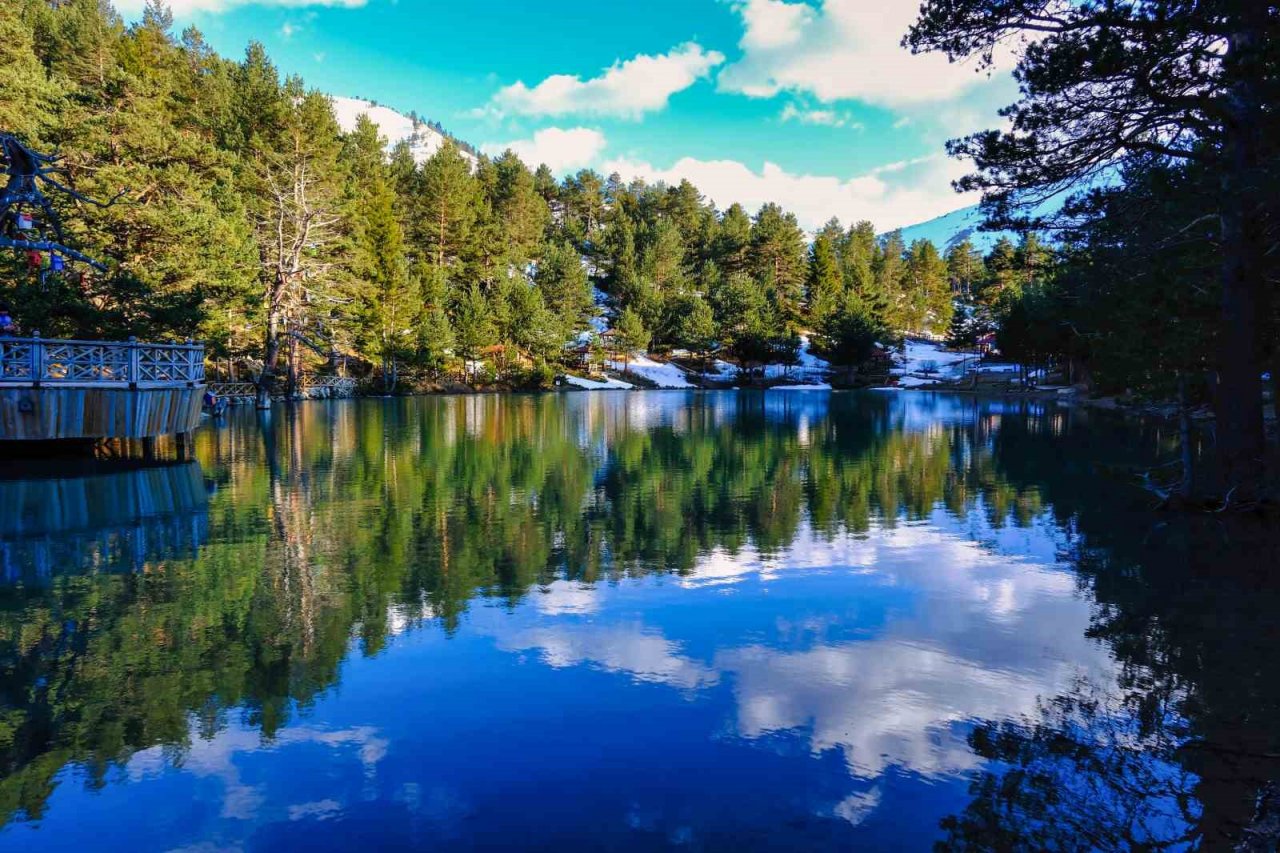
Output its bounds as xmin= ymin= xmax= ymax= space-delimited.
xmin=0 ymin=132 xmax=123 ymax=272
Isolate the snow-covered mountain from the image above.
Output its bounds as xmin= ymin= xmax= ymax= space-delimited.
xmin=331 ymin=96 xmax=477 ymax=169
xmin=893 ymin=204 xmax=1010 ymax=253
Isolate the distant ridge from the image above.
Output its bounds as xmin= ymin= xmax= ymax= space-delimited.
xmin=330 ymin=96 xmax=478 ymax=169
xmin=891 ymin=204 xmax=1016 ymax=253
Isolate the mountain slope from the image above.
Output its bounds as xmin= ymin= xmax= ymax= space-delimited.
xmin=893 ymin=204 xmax=1012 ymax=253
xmin=331 ymin=96 xmax=477 ymax=168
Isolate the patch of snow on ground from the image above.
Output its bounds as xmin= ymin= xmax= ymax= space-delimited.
xmin=768 ymin=384 xmax=832 ymax=391
xmin=763 ymin=335 xmax=830 ymax=381
xmin=563 ymin=374 xmax=633 ymax=390
xmin=891 ymin=339 xmax=973 ymax=382
xmin=608 ymin=354 xmax=697 ymax=389
xmin=797 ymin=335 xmax=829 ymax=371
xmin=711 ymin=360 xmax=740 ymax=377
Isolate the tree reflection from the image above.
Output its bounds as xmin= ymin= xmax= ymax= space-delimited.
xmin=938 ymin=433 xmax=1280 ymax=850
xmin=3 ymin=390 xmax=1270 ymax=845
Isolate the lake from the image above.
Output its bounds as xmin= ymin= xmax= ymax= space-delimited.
xmin=1 ymin=391 xmax=1278 ymax=851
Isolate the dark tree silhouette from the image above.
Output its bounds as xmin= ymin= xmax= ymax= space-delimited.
xmin=0 ymin=132 xmax=123 ymax=272
xmin=905 ymin=0 xmax=1280 ymax=497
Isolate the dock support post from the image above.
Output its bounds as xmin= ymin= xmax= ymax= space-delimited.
xmin=141 ymin=436 xmax=156 ymax=461
xmin=176 ymin=431 xmax=191 ymax=461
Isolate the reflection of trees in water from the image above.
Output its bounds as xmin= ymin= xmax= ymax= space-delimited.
xmin=939 ymin=680 xmax=1200 ymax=850
xmin=937 ymin=414 xmax=1280 ymax=850
xmin=2 ymin=392 xmax=1267 ymax=841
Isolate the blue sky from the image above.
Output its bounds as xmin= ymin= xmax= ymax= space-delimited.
xmin=114 ymin=0 xmax=1018 ymax=231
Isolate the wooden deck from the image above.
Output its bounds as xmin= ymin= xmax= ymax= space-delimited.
xmin=0 ymin=335 xmax=205 ymax=442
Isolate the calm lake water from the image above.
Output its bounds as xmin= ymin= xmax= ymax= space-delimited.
xmin=1 ymin=391 xmax=1278 ymax=851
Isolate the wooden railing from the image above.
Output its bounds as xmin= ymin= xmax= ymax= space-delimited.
xmin=207 ymin=374 xmax=358 ymax=401
xmin=305 ymin=375 xmax=358 ymax=394
xmin=206 ymin=381 xmax=257 ymax=399
xmin=0 ymin=334 xmax=205 ymax=388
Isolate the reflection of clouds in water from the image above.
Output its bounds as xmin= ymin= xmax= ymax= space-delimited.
xmin=167 ymin=843 xmax=243 ymax=853
xmin=498 ymin=623 xmax=719 ymax=690
xmin=126 ymin=724 xmax=388 ymax=823
xmin=533 ymin=580 xmax=601 ymax=615
xmin=714 ymin=523 xmax=1108 ymax=780
xmin=721 ymin=639 xmax=1083 ymax=780
xmin=287 ymin=799 xmax=341 ymax=821
xmin=490 ymin=515 xmax=1110 ymax=811
xmin=833 ymin=787 xmax=881 ymax=826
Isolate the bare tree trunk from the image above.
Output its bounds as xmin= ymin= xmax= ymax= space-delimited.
xmin=256 ymin=308 xmax=280 ymax=410
xmin=286 ymin=333 xmax=300 ymax=400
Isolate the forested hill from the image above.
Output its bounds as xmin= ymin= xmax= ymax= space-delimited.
xmin=0 ymin=0 xmax=1053 ymax=395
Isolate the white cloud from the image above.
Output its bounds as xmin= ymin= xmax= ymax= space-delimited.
xmin=486 ymin=43 xmax=724 ymax=120
xmin=486 ymin=126 xmax=974 ymax=228
xmin=113 ymin=0 xmax=366 ymax=14
xmin=481 ymin=127 xmax=607 ymax=174
xmin=779 ymin=103 xmax=860 ymax=129
xmin=602 ymin=150 xmax=977 ymax=232
xmin=280 ymin=22 xmax=298 ymax=38
xmin=719 ymin=0 xmax=1005 ymax=108
xmin=739 ymin=0 xmax=814 ymax=50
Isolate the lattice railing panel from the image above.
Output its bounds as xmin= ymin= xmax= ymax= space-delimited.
xmin=42 ymin=342 xmax=130 ymax=382
xmin=0 ymin=340 xmax=35 ymax=381
xmin=0 ymin=336 xmax=205 ymax=386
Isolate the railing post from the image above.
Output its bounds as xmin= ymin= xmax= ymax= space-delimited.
xmin=128 ymin=336 xmax=139 ymax=389
xmin=30 ymin=331 xmax=42 ymax=387
xmin=185 ymin=338 xmax=199 ymax=386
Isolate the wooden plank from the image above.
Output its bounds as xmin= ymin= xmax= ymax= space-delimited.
xmin=0 ymin=384 xmax=209 ymax=441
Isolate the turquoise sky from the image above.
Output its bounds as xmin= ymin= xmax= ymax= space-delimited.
xmin=116 ymin=0 xmax=1019 ymax=231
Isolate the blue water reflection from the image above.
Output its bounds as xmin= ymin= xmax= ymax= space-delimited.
xmin=0 ymin=391 xmax=1268 ymax=850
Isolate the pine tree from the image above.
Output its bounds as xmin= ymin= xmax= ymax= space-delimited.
xmin=508 ymin=282 xmax=559 ymax=364
xmin=815 ymin=293 xmax=884 ymax=375
xmin=875 ymin=231 xmax=908 ymax=331
xmin=0 ymin=1 xmax=65 ymax=141
xmin=535 ymin=240 xmax=595 ymax=343
xmin=490 ymin=150 xmax=550 ymax=271
xmin=602 ymin=209 xmax=639 ymax=300
xmin=712 ymin=203 xmax=752 ymax=275
xmin=749 ymin=203 xmax=807 ymax=326
xmin=416 ymin=265 xmax=455 ymax=377
xmin=414 ymin=139 xmax=479 ymax=271
xmin=640 ymin=218 xmax=687 ymax=293
xmin=904 ymin=239 xmax=952 ymax=336
xmin=452 ymin=282 xmax=496 ymax=378
xmin=672 ymin=293 xmax=717 ymax=360
xmin=982 ymin=237 xmax=1021 ymax=308
xmin=349 ymin=147 xmax=417 ymax=390
xmin=841 ymin=221 xmax=878 ymax=298
xmin=806 ymin=233 xmax=844 ymax=326
xmin=945 ymin=239 xmax=985 ymax=298
xmin=613 ymin=306 xmax=650 ymax=373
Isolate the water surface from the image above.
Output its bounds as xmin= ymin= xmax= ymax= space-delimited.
xmin=1 ymin=391 xmax=1278 ymax=850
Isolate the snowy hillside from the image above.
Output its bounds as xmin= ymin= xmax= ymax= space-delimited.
xmin=331 ymin=96 xmax=477 ymax=169
xmin=896 ymin=204 xmax=991 ymax=251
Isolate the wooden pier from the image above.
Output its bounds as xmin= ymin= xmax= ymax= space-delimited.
xmin=0 ymin=334 xmax=204 ymax=448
